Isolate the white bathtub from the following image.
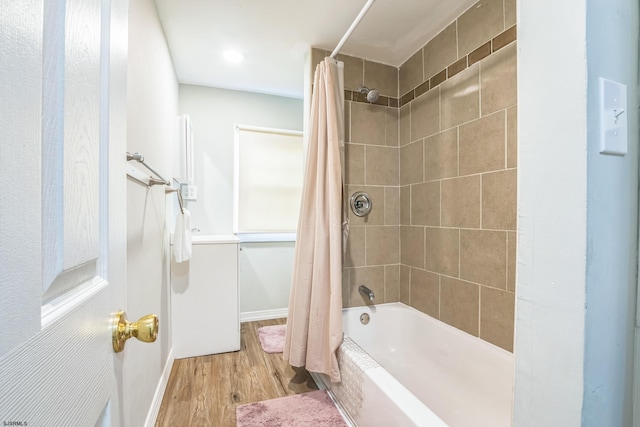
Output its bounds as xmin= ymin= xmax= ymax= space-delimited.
xmin=314 ymin=302 xmax=514 ymax=427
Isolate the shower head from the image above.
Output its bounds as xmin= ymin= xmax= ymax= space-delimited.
xmin=357 ymin=85 xmax=380 ymax=103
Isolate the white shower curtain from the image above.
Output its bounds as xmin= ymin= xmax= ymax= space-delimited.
xmin=283 ymin=57 xmax=346 ymax=382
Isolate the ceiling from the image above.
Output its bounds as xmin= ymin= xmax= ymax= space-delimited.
xmin=154 ymin=0 xmax=478 ymax=99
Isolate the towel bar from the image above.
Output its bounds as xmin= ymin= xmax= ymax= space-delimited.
xmin=126 ymin=151 xmax=184 ymax=214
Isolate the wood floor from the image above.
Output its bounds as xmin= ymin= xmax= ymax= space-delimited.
xmin=155 ymin=318 xmax=318 ymax=427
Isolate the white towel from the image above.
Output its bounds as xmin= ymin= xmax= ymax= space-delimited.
xmin=173 ymin=209 xmax=192 ymax=263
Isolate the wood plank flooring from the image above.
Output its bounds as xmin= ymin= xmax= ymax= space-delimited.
xmin=155 ymin=318 xmax=318 ymax=427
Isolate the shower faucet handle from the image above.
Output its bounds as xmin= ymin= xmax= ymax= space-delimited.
xmin=350 ymin=191 xmax=372 ymax=217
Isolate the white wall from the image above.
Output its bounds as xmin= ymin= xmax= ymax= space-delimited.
xmin=583 ymin=0 xmax=638 ymax=425
xmin=239 ymin=242 xmax=295 ymax=315
xmin=178 ymin=85 xmax=303 ymax=234
xmin=515 ymin=2 xmax=588 ymax=423
xmin=179 ymin=85 xmax=303 ymax=316
xmin=127 ymin=1 xmax=178 ymax=426
xmin=516 ymin=0 xmax=638 ymax=425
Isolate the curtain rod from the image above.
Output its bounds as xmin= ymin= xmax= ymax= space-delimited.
xmin=330 ymin=0 xmax=376 ymax=59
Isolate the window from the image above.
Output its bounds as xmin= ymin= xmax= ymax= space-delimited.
xmin=234 ymin=125 xmax=304 ymax=235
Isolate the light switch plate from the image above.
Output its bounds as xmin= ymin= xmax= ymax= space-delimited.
xmin=181 ymin=183 xmax=198 ymax=201
xmin=599 ymin=77 xmax=627 ymax=155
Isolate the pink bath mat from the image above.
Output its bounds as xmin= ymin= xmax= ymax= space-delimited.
xmin=257 ymin=324 xmax=287 ymax=353
xmin=236 ymin=389 xmax=347 ymax=427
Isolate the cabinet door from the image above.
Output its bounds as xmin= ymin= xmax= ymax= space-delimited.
xmin=172 ymin=241 xmax=239 ymax=359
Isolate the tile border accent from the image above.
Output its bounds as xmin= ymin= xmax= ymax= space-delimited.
xmin=345 ymin=89 xmax=399 ymax=107
xmin=328 ymin=25 xmax=516 ymax=109
xmin=400 ymin=25 xmax=517 ymax=107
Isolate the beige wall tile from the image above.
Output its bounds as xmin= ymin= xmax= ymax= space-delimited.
xmin=441 ymin=176 xmax=481 ymax=228
xmin=440 ymin=276 xmax=479 ymax=336
xmin=425 ymin=128 xmax=458 ymax=181
xmin=311 ymin=48 xmax=330 ymax=73
xmin=386 ymin=107 xmax=399 ymax=147
xmin=425 ymin=227 xmax=459 ymax=276
xmin=457 ymin=0 xmax=505 ymax=57
xmin=334 ymin=17 xmax=518 ymax=344
xmin=342 ymin=268 xmax=350 ymax=307
xmin=400 ymin=264 xmax=411 ymax=304
xmin=400 ymin=185 xmax=411 ymax=225
xmin=349 ymin=266 xmax=385 ymax=307
xmin=411 ymin=88 xmax=440 ymax=141
xmin=365 ymin=60 xmax=398 ymax=98
xmin=400 ymin=49 xmax=423 ymax=96
xmin=351 ymin=102 xmax=386 ymax=145
xmin=385 ymin=264 xmax=400 ymax=302
xmin=345 ymin=143 xmax=364 ymax=185
xmin=480 ymin=287 xmax=514 ymax=351
xmin=482 ymin=169 xmax=517 ymax=230
xmin=344 ymin=101 xmax=351 ymax=142
xmin=379 ymin=0 xmax=518 ymax=347
xmin=507 ymin=231 xmax=516 ymax=292
xmin=507 ymin=106 xmax=517 ymax=168
xmin=480 ymin=42 xmax=517 ymax=115
xmin=367 ymin=226 xmax=399 ymax=265
xmin=423 ymin=22 xmax=458 ymax=80
xmin=460 ymin=229 xmax=507 ymax=289
xmin=441 ymin=64 xmax=480 ymax=129
xmin=411 ymin=182 xmax=441 ymax=226
xmin=385 ymin=187 xmax=400 ymax=225
xmin=348 ymin=185 xmax=384 ymax=225
xmin=400 ymin=140 xmax=424 ymax=185
xmin=345 ymin=225 xmax=366 ymax=267
xmin=400 ymin=104 xmax=411 ymax=146
xmin=337 ymin=53 xmax=364 ymax=91
xmin=410 ymin=268 xmax=440 ymax=317
xmin=401 ymin=226 xmax=425 ymax=269
xmin=504 ymin=0 xmax=516 ymax=28
xmin=366 ymin=145 xmax=399 ymax=186
xmin=459 ymin=111 xmax=505 ymax=175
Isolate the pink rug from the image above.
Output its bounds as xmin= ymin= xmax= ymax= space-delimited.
xmin=236 ymin=390 xmax=347 ymax=427
xmin=257 ymin=324 xmax=286 ymax=353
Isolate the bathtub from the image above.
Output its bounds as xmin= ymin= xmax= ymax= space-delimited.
xmin=313 ymin=302 xmax=514 ymax=427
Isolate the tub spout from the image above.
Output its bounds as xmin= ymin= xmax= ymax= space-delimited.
xmin=359 ymin=285 xmax=375 ymax=301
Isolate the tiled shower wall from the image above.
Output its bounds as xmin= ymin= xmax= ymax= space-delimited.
xmin=311 ymin=0 xmax=517 ymax=352
xmin=398 ymin=0 xmax=517 ymax=352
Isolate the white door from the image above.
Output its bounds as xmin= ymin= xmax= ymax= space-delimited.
xmin=0 ymin=0 xmax=129 ymax=425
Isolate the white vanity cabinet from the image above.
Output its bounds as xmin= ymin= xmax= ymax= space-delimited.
xmin=171 ymin=235 xmax=240 ymax=359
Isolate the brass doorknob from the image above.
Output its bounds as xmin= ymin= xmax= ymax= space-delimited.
xmin=112 ymin=311 xmax=158 ymax=353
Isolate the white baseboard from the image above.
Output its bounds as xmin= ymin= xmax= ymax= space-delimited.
xmin=240 ymin=308 xmax=288 ymax=323
xmin=144 ymin=348 xmax=175 ymax=427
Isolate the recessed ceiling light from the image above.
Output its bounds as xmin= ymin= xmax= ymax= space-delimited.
xmin=223 ymin=49 xmax=245 ymax=64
